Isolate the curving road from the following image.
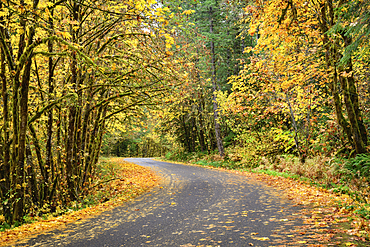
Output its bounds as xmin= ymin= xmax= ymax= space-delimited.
xmin=16 ymin=158 xmax=327 ymax=246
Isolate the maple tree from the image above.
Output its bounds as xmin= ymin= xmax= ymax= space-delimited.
xmin=0 ymin=0 xmax=177 ymax=224
xmin=219 ymin=0 xmax=369 ymax=163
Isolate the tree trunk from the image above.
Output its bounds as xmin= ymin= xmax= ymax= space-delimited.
xmin=65 ymin=2 xmax=81 ymax=201
xmin=13 ymin=24 xmax=35 ymax=223
xmin=181 ymin=114 xmax=191 ymax=152
xmin=209 ymin=6 xmax=225 ymax=157
xmin=45 ymin=10 xmax=55 ymax=202
xmin=191 ymin=116 xmax=197 ymax=152
xmin=197 ymin=102 xmax=207 ymax=152
xmin=66 ymin=103 xmax=77 ymax=201
xmin=0 ymin=28 xmax=11 ymax=221
xmin=80 ymin=86 xmax=93 ymax=188
xmin=339 ymin=34 xmax=367 ymax=152
xmin=26 ymin=144 xmax=39 ymax=205
xmin=285 ymin=92 xmax=304 ymax=162
xmin=318 ymin=0 xmax=367 ymax=154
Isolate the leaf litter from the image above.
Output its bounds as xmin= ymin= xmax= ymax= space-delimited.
xmin=230 ymin=169 xmax=370 ymax=246
xmin=159 ymin=159 xmax=370 ymax=246
xmin=4 ymin=157 xmax=370 ymax=246
xmin=0 ymin=158 xmax=160 ymax=246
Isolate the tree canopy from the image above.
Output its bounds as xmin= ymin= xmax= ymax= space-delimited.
xmin=1 ymin=0 xmax=370 ymax=225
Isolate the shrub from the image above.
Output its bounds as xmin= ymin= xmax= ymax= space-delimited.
xmin=343 ymin=153 xmax=370 ymax=203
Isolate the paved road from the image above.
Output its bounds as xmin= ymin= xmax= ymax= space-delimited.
xmin=16 ymin=158 xmax=326 ymax=246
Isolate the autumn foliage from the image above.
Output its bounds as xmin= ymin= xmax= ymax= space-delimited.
xmin=221 ymin=0 xmax=369 ymax=162
xmin=0 ymin=0 xmax=177 ymax=224
xmin=136 ymin=0 xmax=370 ymax=209
xmin=102 ymin=0 xmax=370 ymax=169
xmin=1 ymin=0 xmax=370 ymax=232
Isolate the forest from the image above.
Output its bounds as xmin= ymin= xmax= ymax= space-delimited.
xmin=1 ymin=0 xmax=370 ymax=226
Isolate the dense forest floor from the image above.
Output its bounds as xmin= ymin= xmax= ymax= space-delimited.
xmin=0 ymin=158 xmax=160 ymax=246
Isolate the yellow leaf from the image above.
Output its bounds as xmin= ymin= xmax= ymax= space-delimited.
xmin=59 ymin=31 xmax=72 ymax=40
xmin=182 ymin=9 xmax=195 ymax=15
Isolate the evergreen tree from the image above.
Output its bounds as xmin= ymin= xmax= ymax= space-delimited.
xmin=158 ymin=0 xmax=248 ymax=155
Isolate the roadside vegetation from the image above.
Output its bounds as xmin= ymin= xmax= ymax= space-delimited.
xmin=0 ymin=158 xmax=159 ymax=244
xmin=165 ymin=151 xmax=370 ymax=208
xmin=160 ymin=151 xmax=370 ymax=243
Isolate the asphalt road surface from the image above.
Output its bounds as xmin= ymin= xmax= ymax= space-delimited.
xmin=16 ymin=158 xmax=327 ymax=246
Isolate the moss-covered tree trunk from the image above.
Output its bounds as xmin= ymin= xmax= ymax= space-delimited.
xmin=318 ymin=0 xmax=368 ymax=154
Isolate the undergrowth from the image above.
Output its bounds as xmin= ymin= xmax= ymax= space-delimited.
xmin=0 ymin=157 xmax=157 ymax=232
xmin=163 ymin=150 xmax=370 ymax=220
